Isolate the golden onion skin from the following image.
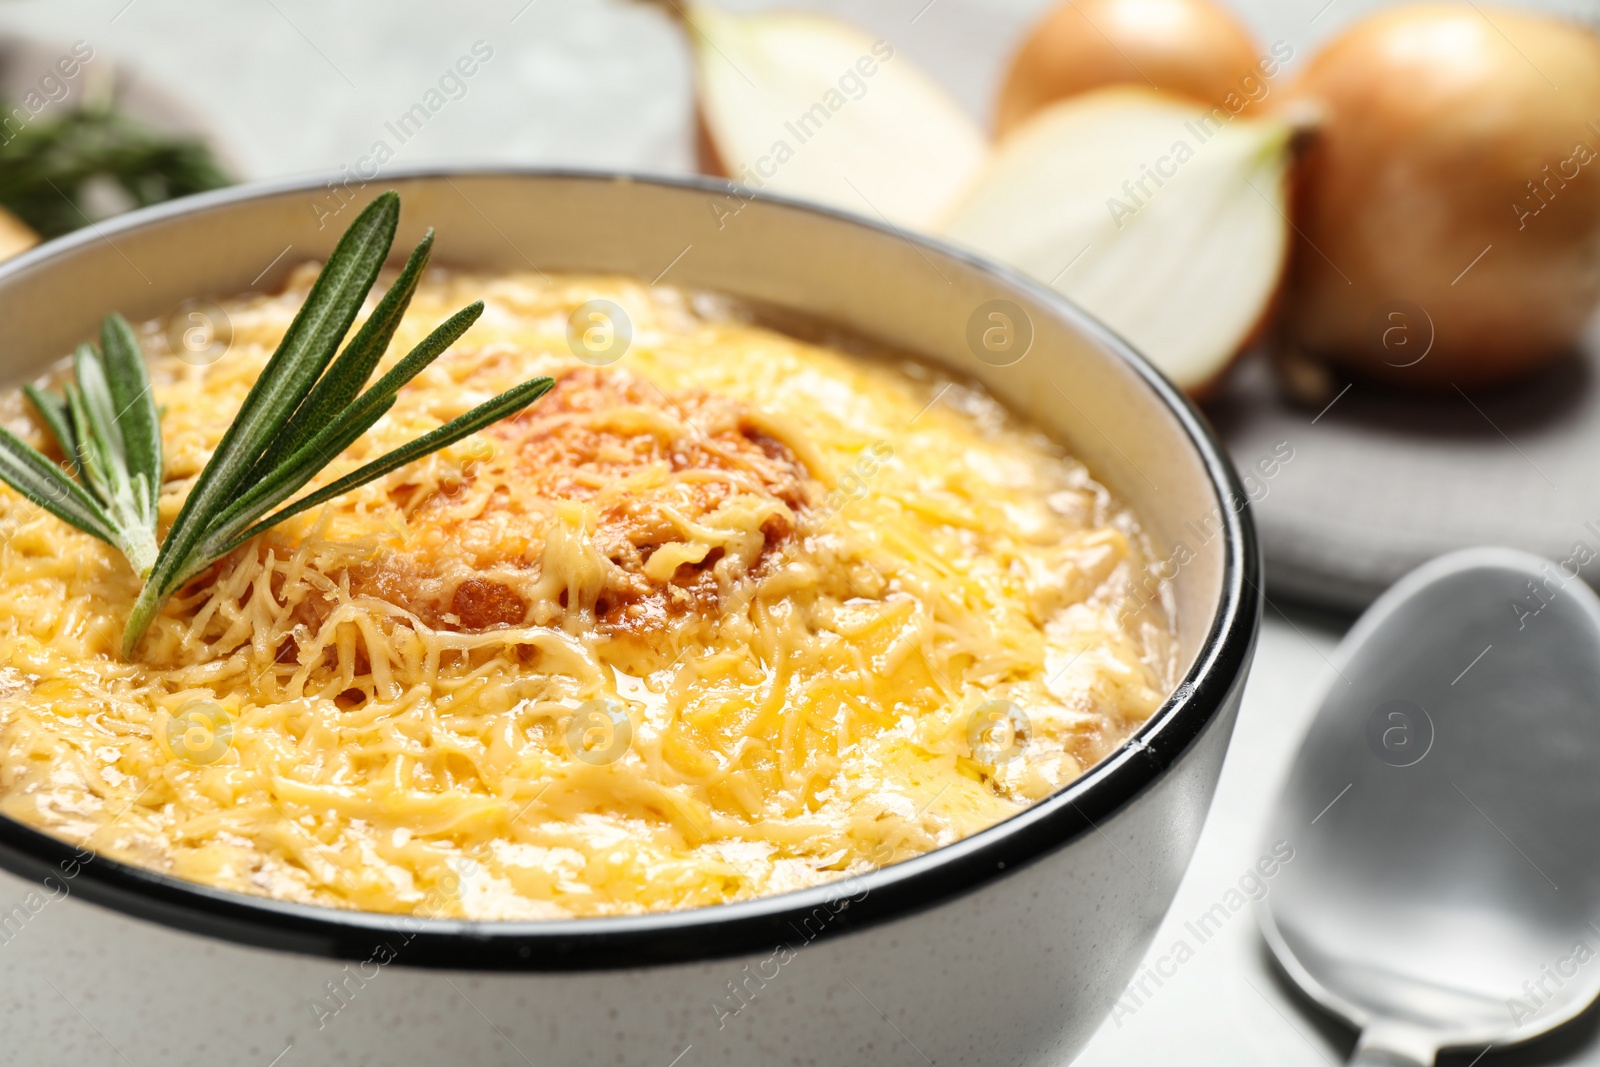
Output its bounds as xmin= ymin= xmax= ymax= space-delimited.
xmin=1283 ymin=4 xmax=1600 ymax=389
xmin=995 ymin=0 xmax=1265 ymax=137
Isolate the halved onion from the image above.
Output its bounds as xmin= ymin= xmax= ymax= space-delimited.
xmin=685 ymin=3 xmax=988 ymax=230
xmin=941 ymin=88 xmax=1297 ymax=394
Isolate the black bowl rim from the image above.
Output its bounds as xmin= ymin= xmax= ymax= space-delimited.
xmin=0 ymin=166 xmax=1261 ymax=971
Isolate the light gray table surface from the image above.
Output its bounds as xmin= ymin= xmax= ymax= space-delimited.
xmin=0 ymin=1 xmax=1591 ymax=1064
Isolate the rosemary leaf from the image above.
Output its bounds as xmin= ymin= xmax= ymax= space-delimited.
xmin=74 ymin=343 xmax=126 ymax=459
xmin=144 ymin=191 xmax=401 ymax=611
xmin=65 ymin=380 xmax=115 ymax=506
xmin=339 ymin=301 xmax=486 ymax=414
xmin=227 ymin=374 xmax=555 ymax=552
xmin=0 ymin=425 xmax=117 ymax=542
xmin=180 ymin=397 xmax=398 ymax=585
xmin=22 ymin=383 xmax=75 ymax=471
xmin=64 ymin=365 xmax=157 ymax=577
xmin=250 ymin=230 xmax=435 ymax=477
xmin=100 ymin=313 xmax=162 ymax=518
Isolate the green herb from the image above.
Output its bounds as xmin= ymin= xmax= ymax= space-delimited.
xmin=6 ymin=313 xmax=163 ymax=576
xmin=0 ymin=191 xmax=554 ymax=658
xmin=0 ymin=103 xmax=232 ymax=239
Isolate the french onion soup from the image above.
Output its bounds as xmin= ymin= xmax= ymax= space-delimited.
xmin=0 ymin=265 xmax=1176 ymax=918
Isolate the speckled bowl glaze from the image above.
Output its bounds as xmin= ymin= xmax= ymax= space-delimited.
xmin=0 ymin=171 xmax=1258 ymax=1066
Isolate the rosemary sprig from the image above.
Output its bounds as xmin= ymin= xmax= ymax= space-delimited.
xmin=0 ymin=191 xmax=555 ymax=659
xmin=0 ymin=101 xmax=232 ymax=239
xmin=1 ymin=314 xmax=162 ymax=576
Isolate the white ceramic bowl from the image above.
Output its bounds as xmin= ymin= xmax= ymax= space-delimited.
xmin=0 ymin=170 xmax=1259 ymax=1066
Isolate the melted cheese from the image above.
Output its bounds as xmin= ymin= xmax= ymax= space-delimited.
xmin=0 ymin=268 xmax=1175 ymax=918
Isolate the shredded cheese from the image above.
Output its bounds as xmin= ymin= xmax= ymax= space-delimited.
xmin=0 ymin=268 xmax=1175 ymax=918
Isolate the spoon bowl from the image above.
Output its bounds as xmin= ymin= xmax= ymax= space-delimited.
xmin=1259 ymin=548 xmax=1600 ymax=1065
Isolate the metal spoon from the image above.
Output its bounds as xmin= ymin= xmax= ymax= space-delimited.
xmin=1258 ymin=547 xmax=1600 ymax=1065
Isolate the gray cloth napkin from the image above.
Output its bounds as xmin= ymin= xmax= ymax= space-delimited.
xmin=1210 ymin=324 xmax=1600 ymax=613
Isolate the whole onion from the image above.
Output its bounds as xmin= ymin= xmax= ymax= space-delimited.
xmin=995 ymin=0 xmax=1270 ymax=137
xmin=1283 ymin=4 xmax=1600 ymax=388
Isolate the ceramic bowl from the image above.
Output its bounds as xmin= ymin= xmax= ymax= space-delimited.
xmin=0 ymin=170 xmax=1258 ymax=1066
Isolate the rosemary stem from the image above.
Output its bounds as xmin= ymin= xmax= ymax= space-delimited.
xmin=119 ymin=527 xmax=158 ymax=581
xmin=121 ymin=580 xmax=164 ymax=660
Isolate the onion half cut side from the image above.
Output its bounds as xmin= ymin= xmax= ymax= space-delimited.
xmin=687 ymin=2 xmax=989 ymax=231
xmin=942 ymin=88 xmax=1297 ymax=395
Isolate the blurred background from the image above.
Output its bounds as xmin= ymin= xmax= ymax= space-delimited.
xmin=0 ymin=0 xmax=1596 ymax=1063
xmin=0 ymin=0 xmax=1587 ymax=191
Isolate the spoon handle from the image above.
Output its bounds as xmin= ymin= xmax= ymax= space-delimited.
xmin=1349 ymin=1027 xmax=1437 ymax=1067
